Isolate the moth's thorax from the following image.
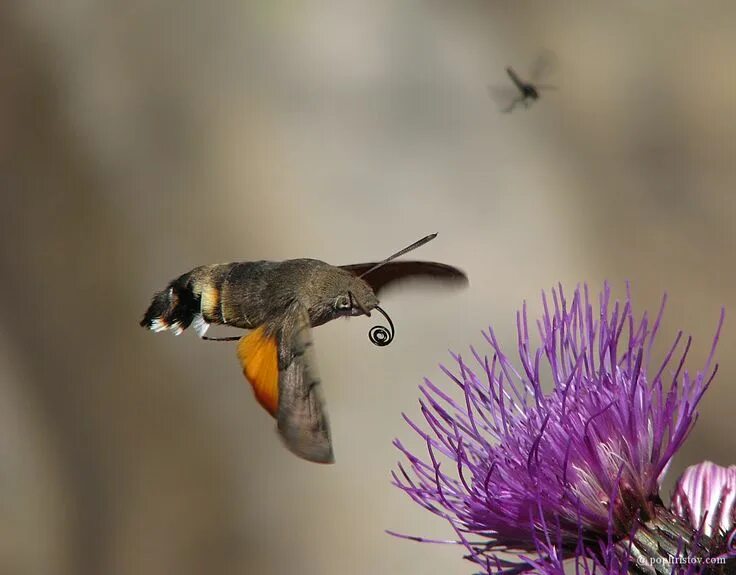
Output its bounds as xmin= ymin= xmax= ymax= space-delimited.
xmin=288 ymin=260 xmax=378 ymax=327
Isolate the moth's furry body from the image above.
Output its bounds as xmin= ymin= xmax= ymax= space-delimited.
xmin=141 ymin=259 xmax=378 ymax=339
xmin=141 ymin=235 xmax=467 ymax=463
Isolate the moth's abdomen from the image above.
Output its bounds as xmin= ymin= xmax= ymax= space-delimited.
xmin=193 ymin=265 xmax=232 ymax=325
xmin=140 ymin=264 xmax=233 ymax=337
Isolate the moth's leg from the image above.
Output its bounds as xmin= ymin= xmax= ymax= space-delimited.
xmin=202 ymin=336 xmax=241 ymax=342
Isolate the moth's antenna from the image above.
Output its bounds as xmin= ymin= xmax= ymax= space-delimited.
xmin=358 ymin=233 xmax=437 ymax=279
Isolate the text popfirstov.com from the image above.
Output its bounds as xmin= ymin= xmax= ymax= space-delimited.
xmin=636 ymin=555 xmax=729 ymax=567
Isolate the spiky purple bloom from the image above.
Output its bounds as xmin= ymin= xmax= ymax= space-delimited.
xmin=392 ymin=284 xmax=725 ymax=574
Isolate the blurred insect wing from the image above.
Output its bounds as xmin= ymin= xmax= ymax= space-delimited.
xmin=340 ymin=261 xmax=468 ymax=296
xmin=236 ymin=303 xmax=333 ymax=463
xmin=276 ymin=303 xmax=334 ymax=463
xmin=529 ymin=49 xmax=557 ymax=84
xmin=236 ymin=302 xmax=333 ymax=463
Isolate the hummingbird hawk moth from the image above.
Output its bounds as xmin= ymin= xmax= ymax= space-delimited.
xmin=140 ymin=234 xmax=467 ymax=463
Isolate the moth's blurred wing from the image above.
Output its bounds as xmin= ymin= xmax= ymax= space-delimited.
xmin=276 ymin=305 xmax=334 ymax=464
xmin=488 ymin=84 xmax=523 ymax=112
xmin=530 ymin=50 xmax=557 ymax=84
xmin=340 ymin=261 xmax=468 ymax=296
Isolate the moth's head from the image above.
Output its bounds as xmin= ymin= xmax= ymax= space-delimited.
xmin=307 ymin=267 xmax=379 ymax=326
xmin=336 ymin=275 xmax=379 ymax=318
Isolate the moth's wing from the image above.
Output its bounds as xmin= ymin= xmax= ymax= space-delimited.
xmin=340 ymin=261 xmax=468 ymax=296
xmin=276 ymin=305 xmax=334 ymax=464
xmin=236 ymin=313 xmax=333 ymax=464
xmin=237 ymin=326 xmax=280 ymax=417
xmin=488 ymin=84 xmax=523 ymax=111
xmin=530 ymin=50 xmax=557 ymax=84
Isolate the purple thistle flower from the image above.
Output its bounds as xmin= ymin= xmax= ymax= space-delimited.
xmin=672 ymin=462 xmax=736 ymax=546
xmin=392 ymin=284 xmax=725 ymax=574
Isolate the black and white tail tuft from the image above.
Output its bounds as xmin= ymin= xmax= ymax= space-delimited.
xmin=140 ymin=273 xmax=202 ymax=336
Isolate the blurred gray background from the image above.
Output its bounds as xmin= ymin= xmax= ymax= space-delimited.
xmin=1 ymin=1 xmax=735 ymax=574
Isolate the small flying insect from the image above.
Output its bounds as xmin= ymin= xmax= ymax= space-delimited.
xmin=141 ymin=234 xmax=467 ymax=463
xmin=488 ymin=52 xmax=557 ymax=113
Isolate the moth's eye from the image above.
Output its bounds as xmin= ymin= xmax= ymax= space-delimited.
xmin=335 ymin=294 xmax=352 ymax=310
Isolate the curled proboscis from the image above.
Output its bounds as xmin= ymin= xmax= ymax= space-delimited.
xmin=369 ymin=305 xmax=395 ymax=347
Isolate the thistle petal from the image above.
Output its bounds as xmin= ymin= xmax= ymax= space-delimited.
xmin=671 ymin=461 xmax=736 ymax=539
